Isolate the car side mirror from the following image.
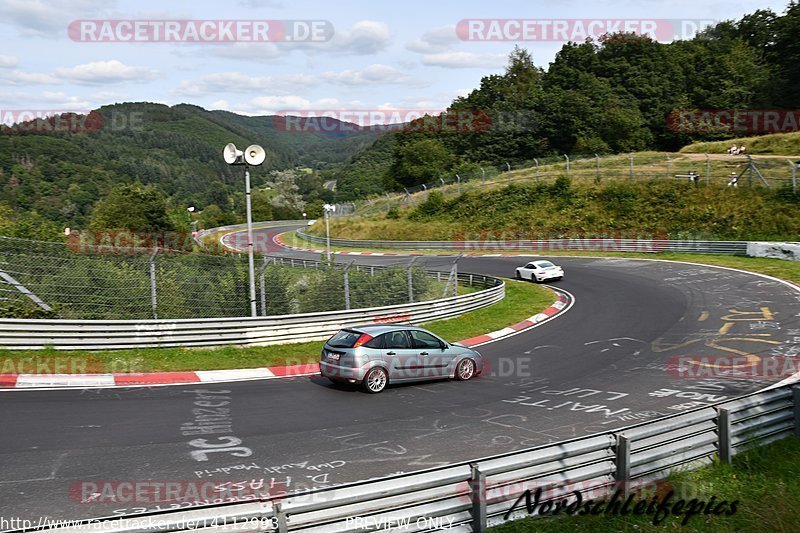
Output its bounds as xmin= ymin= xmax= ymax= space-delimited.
xmin=440 ymin=341 xmax=448 ymax=350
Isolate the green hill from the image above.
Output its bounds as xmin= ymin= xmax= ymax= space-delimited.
xmin=0 ymin=102 xmax=384 ymax=237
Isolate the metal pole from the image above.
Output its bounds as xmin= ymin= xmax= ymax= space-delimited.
xmin=440 ymin=178 xmax=445 ymax=187
xmin=149 ymin=247 xmax=159 ymax=319
xmin=705 ymin=153 xmax=710 ymax=185
xmin=480 ymin=167 xmax=485 ymax=186
xmin=259 ymin=257 xmax=270 ymax=316
xmin=564 ymin=154 xmax=570 ymax=177
xmin=407 ymin=257 xmax=416 ymax=303
xmin=244 ymin=168 xmax=257 ymax=317
xmin=325 ymin=207 xmax=331 ymax=264
xmin=506 ymin=162 xmax=511 ymax=172
xmin=534 ymin=158 xmax=539 ymax=180
xmin=790 ymin=160 xmax=797 ymax=194
xmin=456 ymin=174 xmax=461 ymax=194
xmin=343 ymin=261 xmax=353 ymax=310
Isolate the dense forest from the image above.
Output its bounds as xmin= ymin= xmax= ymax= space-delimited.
xmin=331 ymin=3 xmax=800 ymax=199
xmin=0 ymin=103 xmax=380 ymax=240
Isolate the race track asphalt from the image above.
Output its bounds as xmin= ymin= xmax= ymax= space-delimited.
xmin=0 ymin=226 xmax=797 ymax=522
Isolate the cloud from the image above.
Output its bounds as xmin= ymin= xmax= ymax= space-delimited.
xmin=203 ymin=42 xmax=284 ymax=63
xmin=406 ymin=26 xmax=459 ymax=54
xmin=322 ymin=64 xmax=420 ymax=86
xmin=174 ymin=72 xmax=319 ymax=96
xmin=0 ymin=56 xmax=18 ymax=68
xmin=0 ymin=70 xmax=60 ymax=85
xmin=0 ymin=0 xmax=112 ymax=37
xmin=55 ymin=60 xmax=159 ymax=85
xmin=237 ymin=0 xmax=283 ymax=6
xmin=421 ymin=52 xmax=507 ymax=69
xmin=333 ymin=20 xmax=391 ymax=55
xmin=224 ymin=95 xmax=341 ymax=115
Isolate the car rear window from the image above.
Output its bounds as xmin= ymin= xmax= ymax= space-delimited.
xmin=327 ymin=330 xmax=363 ymax=348
xmin=536 ymin=261 xmax=555 ymax=268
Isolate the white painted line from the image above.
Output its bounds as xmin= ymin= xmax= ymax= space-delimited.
xmin=488 ymin=327 xmax=516 ymax=338
xmin=195 ymin=368 xmax=275 ymax=382
xmin=15 ymin=374 xmax=116 ymax=388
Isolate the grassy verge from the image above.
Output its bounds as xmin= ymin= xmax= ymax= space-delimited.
xmin=0 ymin=280 xmax=553 ymax=374
xmin=490 ymin=436 xmax=800 ymax=532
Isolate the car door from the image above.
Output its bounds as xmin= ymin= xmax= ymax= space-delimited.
xmin=382 ymin=330 xmax=421 ymax=382
xmin=520 ymin=262 xmax=536 ymax=280
xmin=409 ymin=329 xmax=452 ymax=378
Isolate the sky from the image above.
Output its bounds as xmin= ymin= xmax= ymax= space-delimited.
xmin=0 ymin=0 xmax=793 ymax=122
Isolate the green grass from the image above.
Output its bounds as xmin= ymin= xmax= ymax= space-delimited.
xmin=681 ymin=131 xmax=800 ymax=155
xmin=490 ymin=436 xmax=800 ymax=532
xmin=319 ymin=179 xmax=800 ymax=242
xmin=0 ymin=281 xmax=553 ymax=374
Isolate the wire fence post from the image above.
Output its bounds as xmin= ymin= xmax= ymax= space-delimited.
xmin=407 ymin=257 xmax=417 ymax=303
xmin=259 ymin=256 xmax=270 ymax=316
xmin=149 ymin=247 xmax=159 ymax=319
xmin=564 ymin=154 xmax=570 ymax=177
xmin=594 ymin=153 xmax=600 ymax=183
xmin=456 ymin=174 xmax=461 ymax=194
xmin=705 ymin=153 xmax=710 ymax=185
xmin=343 ymin=260 xmax=353 ymax=310
xmin=628 ymin=153 xmax=633 ymax=181
xmin=480 ymin=167 xmax=486 ymax=186
xmin=506 ymin=162 xmax=511 ymax=172
xmin=666 ymin=153 xmax=671 ymax=178
xmin=790 ymin=160 xmax=797 ymax=194
xmin=534 ymin=158 xmax=539 ymax=180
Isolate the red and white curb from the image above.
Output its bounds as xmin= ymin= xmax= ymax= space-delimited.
xmin=459 ymin=290 xmax=572 ymax=347
xmin=0 ymin=364 xmax=321 ymax=390
xmin=0 ymin=290 xmax=572 ymax=390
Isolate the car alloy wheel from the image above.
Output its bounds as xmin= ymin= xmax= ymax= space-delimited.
xmin=362 ymin=367 xmax=388 ymax=393
xmin=455 ymin=358 xmax=475 ymax=381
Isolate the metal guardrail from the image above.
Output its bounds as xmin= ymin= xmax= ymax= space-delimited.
xmin=295 ymin=230 xmax=749 ymax=255
xmin=0 ymin=266 xmax=504 ymax=350
xmin=20 ymin=383 xmax=800 ymax=533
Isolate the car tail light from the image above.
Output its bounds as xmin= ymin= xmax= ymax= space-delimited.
xmin=353 ymin=333 xmax=373 ymax=347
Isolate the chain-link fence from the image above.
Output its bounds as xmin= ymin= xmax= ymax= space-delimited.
xmin=357 ymin=153 xmax=799 ymax=215
xmin=0 ymin=236 xmax=463 ymax=320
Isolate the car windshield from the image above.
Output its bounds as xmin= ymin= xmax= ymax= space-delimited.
xmin=537 ymin=261 xmax=555 ymax=268
xmin=327 ymin=330 xmax=363 ymax=348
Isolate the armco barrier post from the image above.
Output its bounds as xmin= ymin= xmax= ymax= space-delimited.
xmin=615 ymin=433 xmax=631 ymax=488
xmin=149 ymin=247 xmax=159 ymax=319
xmin=470 ymin=463 xmax=487 ymax=533
xmin=716 ymin=406 xmax=732 ymax=463
xmin=793 ymin=385 xmax=800 ymax=437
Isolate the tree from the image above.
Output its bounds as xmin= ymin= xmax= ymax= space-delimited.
xmin=89 ymin=183 xmax=172 ymax=231
xmin=390 ymin=139 xmax=455 ymax=187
